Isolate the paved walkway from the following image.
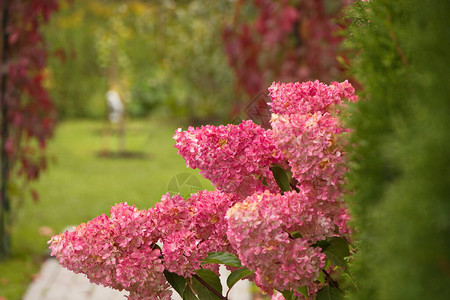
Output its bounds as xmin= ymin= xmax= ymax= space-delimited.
xmin=24 ymin=259 xmax=251 ymax=300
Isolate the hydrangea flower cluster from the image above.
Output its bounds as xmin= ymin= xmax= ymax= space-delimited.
xmin=269 ymin=80 xmax=356 ymax=235
xmin=226 ymin=191 xmax=330 ymax=297
xmin=173 ymin=120 xmax=284 ymax=198
xmin=48 ymin=203 xmax=172 ymax=300
xmin=268 ymin=80 xmax=357 ymax=116
xmin=271 ymin=112 xmax=347 ymax=202
xmin=49 ymin=190 xmax=235 ymax=297
xmin=223 ymin=80 xmax=356 ymax=297
xmin=154 ymin=190 xmax=236 ymax=277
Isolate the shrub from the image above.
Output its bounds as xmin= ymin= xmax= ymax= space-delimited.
xmin=345 ymin=1 xmax=450 ymax=299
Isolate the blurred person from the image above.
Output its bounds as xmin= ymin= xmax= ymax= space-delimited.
xmin=106 ymin=89 xmax=124 ymax=124
xmin=103 ymin=89 xmax=126 ymax=154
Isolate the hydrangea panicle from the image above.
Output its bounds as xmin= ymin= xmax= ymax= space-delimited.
xmin=268 ymin=80 xmax=357 ymax=116
xmin=271 ymin=112 xmax=348 ymax=202
xmin=226 ymin=191 xmax=333 ymax=296
xmin=48 ymin=203 xmax=171 ymax=299
xmin=268 ymin=80 xmax=357 ymax=236
xmin=173 ymin=120 xmax=284 ymax=198
xmin=155 ymin=190 xmax=235 ymax=277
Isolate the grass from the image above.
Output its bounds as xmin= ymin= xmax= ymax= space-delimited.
xmin=0 ymin=118 xmax=212 ymax=300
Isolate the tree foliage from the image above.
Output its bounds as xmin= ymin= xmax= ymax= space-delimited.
xmin=45 ymin=0 xmax=235 ymax=122
xmin=223 ymin=0 xmax=354 ymax=112
xmin=44 ymin=0 xmax=107 ymax=119
xmin=0 ymin=0 xmax=58 ymax=258
xmin=345 ymin=0 xmax=450 ymax=298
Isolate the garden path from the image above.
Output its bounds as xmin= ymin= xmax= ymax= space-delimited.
xmin=23 ymin=259 xmax=252 ymax=300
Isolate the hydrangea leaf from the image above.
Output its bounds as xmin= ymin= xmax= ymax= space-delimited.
xmin=317 ymin=271 xmax=326 ymax=284
xmin=183 ymin=284 xmax=199 ymax=300
xmin=270 ymin=165 xmax=291 ymax=192
xmin=279 ymin=289 xmax=296 ymax=300
xmin=323 ymin=237 xmax=350 ymax=268
xmin=202 ymin=252 xmax=243 ymax=268
xmin=164 ymin=270 xmax=186 ymax=297
xmin=315 ymin=286 xmax=344 ymax=300
xmin=297 ymin=286 xmax=309 ymax=297
xmin=226 ymin=268 xmax=254 ymax=289
xmin=192 ymin=269 xmax=223 ymax=300
xmin=290 ymin=231 xmax=303 ymax=239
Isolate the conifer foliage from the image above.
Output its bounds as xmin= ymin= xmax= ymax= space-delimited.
xmin=345 ymin=1 xmax=450 ymax=298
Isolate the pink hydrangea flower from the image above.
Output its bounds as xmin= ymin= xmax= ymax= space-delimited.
xmin=155 ymin=190 xmax=236 ymax=277
xmin=48 ymin=203 xmax=171 ymax=299
xmin=268 ymin=80 xmax=357 ymax=235
xmin=268 ymin=80 xmax=357 ymax=116
xmin=271 ymin=112 xmax=347 ymax=202
xmin=226 ymin=191 xmax=331 ymax=295
xmin=173 ymin=120 xmax=284 ymax=198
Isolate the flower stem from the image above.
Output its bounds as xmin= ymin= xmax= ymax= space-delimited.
xmin=193 ymin=274 xmax=227 ymax=300
xmin=322 ymin=270 xmax=344 ymax=294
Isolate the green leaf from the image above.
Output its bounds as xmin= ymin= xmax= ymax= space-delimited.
xmin=202 ymin=252 xmax=243 ymax=268
xmin=317 ymin=271 xmax=326 ymax=284
xmin=297 ymin=286 xmax=309 ymax=298
xmin=315 ymin=286 xmax=344 ymax=300
xmin=324 ymin=258 xmax=332 ymax=270
xmin=338 ymin=272 xmax=359 ymax=293
xmin=313 ymin=239 xmax=331 ymax=250
xmin=191 ymin=279 xmax=220 ymax=300
xmin=270 ymin=165 xmax=291 ymax=192
xmin=262 ymin=177 xmax=268 ymax=186
xmin=195 ymin=269 xmax=223 ymax=295
xmin=183 ymin=284 xmax=199 ymax=300
xmin=290 ymin=231 xmax=303 ymax=239
xmin=191 ymin=269 xmax=223 ymax=300
xmin=226 ymin=268 xmax=254 ymax=289
xmin=323 ymin=237 xmax=350 ymax=268
xmin=164 ymin=270 xmax=186 ymax=297
xmin=279 ymin=289 xmax=296 ymax=300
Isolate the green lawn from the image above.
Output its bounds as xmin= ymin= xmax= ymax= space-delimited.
xmin=0 ymin=119 xmax=211 ymax=300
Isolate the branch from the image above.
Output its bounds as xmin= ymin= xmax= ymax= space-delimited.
xmin=0 ymin=0 xmax=10 ymax=261
xmin=322 ymin=270 xmax=344 ymax=294
xmin=192 ymin=274 xmax=227 ymax=300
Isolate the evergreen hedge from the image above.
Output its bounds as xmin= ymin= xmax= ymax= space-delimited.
xmin=345 ymin=1 xmax=450 ymax=299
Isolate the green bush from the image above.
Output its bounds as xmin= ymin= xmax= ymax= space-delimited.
xmin=345 ymin=1 xmax=450 ymax=299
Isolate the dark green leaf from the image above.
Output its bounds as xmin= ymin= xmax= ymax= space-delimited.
xmin=164 ymin=270 xmax=186 ymax=297
xmin=195 ymin=269 xmax=223 ymax=295
xmin=202 ymin=252 xmax=243 ymax=268
xmin=191 ymin=269 xmax=223 ymax=300
xmin=337 ymin=272 xmax=358 ymax=293
xmin=192 ymin=278 xmax=221 ymax=300
xmin=312 ymin=239 xmax=331 ymax=250
xmin=323 ymin=237 xmax=350 ymax=268
xmin=315 ymin=286 xmax=344 ymax=300
xmin=226 ymin=268 xmax=254 ymax=289
xmin=297 ymin=286 xmax=308 ymax=298
xmin=270 ymin=165 xmax=291 ymax=192
xmin=183 ymin=284 xmax=199 ymax=300
xmin=279 ymin=289 xmax=296 ymax=300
